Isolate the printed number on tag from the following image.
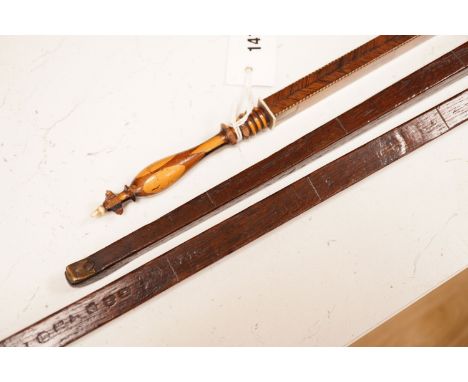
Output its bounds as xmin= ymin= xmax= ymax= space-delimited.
xmin=226 ymin=35 xmax=277 ymax=86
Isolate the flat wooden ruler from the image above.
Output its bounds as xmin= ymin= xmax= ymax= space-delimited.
xmin=2 ymin=78 xmax=466 ymax=345
xmin=66 ymin=40 xmax=466 ymax=284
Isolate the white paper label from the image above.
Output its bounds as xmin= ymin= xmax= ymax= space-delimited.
xmin=225 ymin=36 xmax=277 ymax=87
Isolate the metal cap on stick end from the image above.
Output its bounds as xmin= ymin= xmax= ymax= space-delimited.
xmin=65 ymin=258 xmax=97 ymax=285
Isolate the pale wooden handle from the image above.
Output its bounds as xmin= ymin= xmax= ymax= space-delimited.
xmin=93 ymin=106 xmax=272 ymax=216
xmin=95 ymin=129 xmax=234 ymax=215
xmin=133 ymin=134 xmax=227 ymax=196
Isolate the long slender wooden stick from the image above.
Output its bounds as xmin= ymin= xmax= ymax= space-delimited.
xmin=3 ymin=88 xmax=467 ymax=347
xmin=65 ymin=42 xmax=467 ymax=284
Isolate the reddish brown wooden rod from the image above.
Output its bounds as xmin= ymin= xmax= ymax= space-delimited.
xmin=65 ymin=42 xmax=468 ymax=285
xmin=264 ymin=35 xmax=416 ymax=122
xmin=2 ymin=89 xmax=467 ymax=347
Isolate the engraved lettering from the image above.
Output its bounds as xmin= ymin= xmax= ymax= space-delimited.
xmin=117 ymin=287 xmax=130 ymax=299
xmin=36 ymin=331 xmax=50 ymax=343
xmin=103 ymin=294 xmax=116 ymax=307
xmin=86 ymin=302 xmax=98 ymax=314
xmin=53 ymin=320 xmax=65 ymax=332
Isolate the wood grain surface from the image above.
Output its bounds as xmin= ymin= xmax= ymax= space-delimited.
xmin=99 ymin=131 xmax=230 ymax=216
xmin=264 ymin=35 xmax=416 ymax=120
xmin=352 ymin=268 xmax=468 ymax=346
xmin=66 ymin=43 xmax=468 ymax=284
xmin=3 ymin=88 xmax=467 ymax=347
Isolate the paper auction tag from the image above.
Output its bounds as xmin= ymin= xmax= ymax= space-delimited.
xmin=225 ymin=36 xmax=277 ymax=87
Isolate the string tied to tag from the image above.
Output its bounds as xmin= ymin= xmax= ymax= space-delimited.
xmin=231 ymin=66 xmax=257 ymax=142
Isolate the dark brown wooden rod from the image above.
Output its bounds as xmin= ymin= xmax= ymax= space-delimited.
xmin=65 ymin=42 xmax=468 ymax=285
xmin=3 ymin=89 xmax=467 ymax=347
xmin=94 ymin=36 xmax=416 ymax=216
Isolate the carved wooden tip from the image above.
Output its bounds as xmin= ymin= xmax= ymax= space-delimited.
xmin=101 ymin=187 xmax=136 ymax=215
xmin=65 ymin=258 xmax=96 ymax=285
xmin=238 ymin=107 xmax=271 ymax=139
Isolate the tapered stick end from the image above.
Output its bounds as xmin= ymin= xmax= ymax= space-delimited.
xmin=65 ymin=259 xmax=97 ymax=285
xmin=91 ymin=205 xmax=106 ymax=218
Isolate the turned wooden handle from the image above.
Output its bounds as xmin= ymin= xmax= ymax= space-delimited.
xmin=93 ymin=106 xmax=271 ymax=216
xmin=94 ymin=127 xmax=233 ymax=215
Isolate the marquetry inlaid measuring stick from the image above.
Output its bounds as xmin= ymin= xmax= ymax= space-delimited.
xmin=92 ymin=35 xmax=416 ymax=217
xmin=3 ymin=89 xmax=467 ymax=347
xmin=66 ymin=42 xmax=468 ymax=285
